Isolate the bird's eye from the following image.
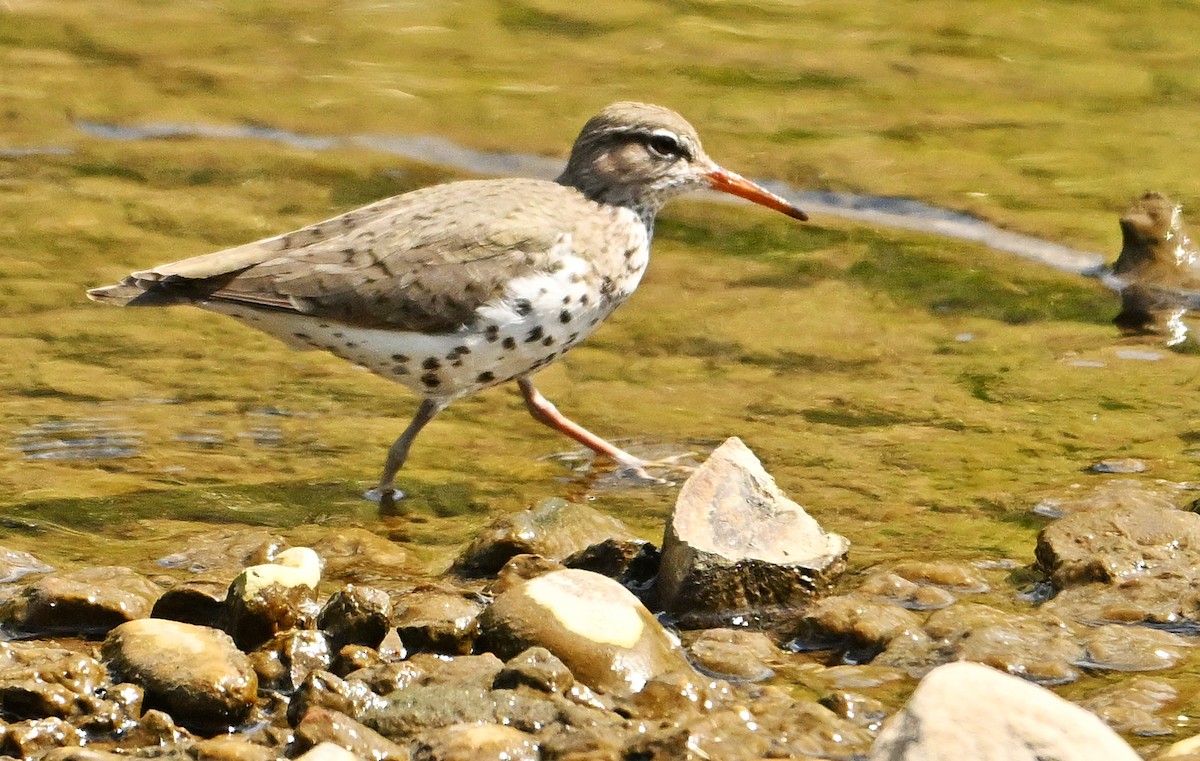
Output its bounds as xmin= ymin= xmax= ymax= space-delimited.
xmin=645 ymin=133 xmax=683 ymax=161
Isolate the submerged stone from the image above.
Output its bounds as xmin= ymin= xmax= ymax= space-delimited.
xmin=656 ymin=437 xmax=849 ymax=626
xmin=0 ymin=566 xmax=161 ymax=638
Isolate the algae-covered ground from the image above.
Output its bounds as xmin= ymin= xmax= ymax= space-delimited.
xmin=3 ymin=0 xmax=1200 ymax=748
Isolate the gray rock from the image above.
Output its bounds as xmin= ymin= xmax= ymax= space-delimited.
xmin=101 ymin=618 xmax=258 ymax=732
xmin=293 ymin=706 xmax=410 ymax=761
xmin=868 ymin=661 xmax=1140 ymax=761
xmin=287 ymin=670 xmax=386 ymax=727
xmin=657 ymin=438 xmax=849 ymax=625
xmin=492 ymin=647 xmax=574 ymax=693
xmin=686 ymin=628 xmax=778 ymax=682
xmin=0 ymin=566 xmax=161 ymax=637
xmin=0 ymin=546 xmax=53 ymax=583
xmin=311 ymin=528 xmax=418 ymax=585
xmin=477 ymin=568 xmax=692 ymax=696
xmin=1078 ymin=676 xmax=1178 ymax=736
xmin=452 ymin=498 xmax=639 ymax=577
xmin=156 ymin=529 xmax=285 ymax=577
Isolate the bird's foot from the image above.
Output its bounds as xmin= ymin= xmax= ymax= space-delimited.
xmin=616 ymin=452 xmax=698 ymax=485
xmin=364 ymin=486 xmax=406 ymax=515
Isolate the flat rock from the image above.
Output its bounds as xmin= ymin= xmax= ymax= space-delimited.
xmin=293 ymin=706 xmax=410 ymax=761
xmin=656 ymin=438 xmax=848 ymax=625
xmin=413 ymin=723 xmax=538 ymax=761
xmin=101 ymin=618 xmax=258 ymax=732
xmin=393 ymin=586 xmax=484 ymax=655
xmin=0 ymin=566 xmax=161 ymax=638
xmin=477 ymin=568 xmax=692 ymax=695
xmin=869 ymin=661 xmax=1141 ymax=761
xmin=452 ymin=498 xmax=639 ymax=577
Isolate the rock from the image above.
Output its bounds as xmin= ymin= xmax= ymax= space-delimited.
xmin=686 ymin=628 xmax=778 ymax=682
xmin=311 ymin=528 xmax=418 ymax=585
xmin=564 ymin=538 xmax=660 ymax=589
xmin=0 ymin=546 xmax=53 ymax=583
xmin=189 ymin=736 xmax=279 ymax=761
xmin=1081 ymin=624 xmax=1191 ymax=671
xmin=921 ymin=603 xmax=1084 ymax=684
xmin=452 ymin=498 xmax=639 ymax=577
xmin=318 ymin=585 xmax=393 ymax=652
xmin=856 ymin=572 xmax=957 ymax=611
xmin=363 ymin=684 xmax=560 ymax=740
xmin=820 ymin=690 xmax=889 ymax=729
xmin=151 ymin=579 xmax=228 ymax=628
xmin=1031 ymin=478 xmax=1191 ymax=519
xmin=1036 ymin=504 xmax=1200 ymax=588
xmin=251 ymin=629 xmax=332 ymax=692
xmin=492 ymin=647 xmax=574 ymax=693
xmin=486 ymin=555 xmax=565 ymax=595
xmin=868 ymin=661 xmax=1140 ymax=761
xmin=393 ymin=586 xmax=484 ymax=655
xmin=413 ymin=723 xmax=538 ymax=761
xmin=1079 ymin=676 xmax=1178 ymax=736
xmin=2 ymin=717 xmax=84 ymax=757
xmin=407 ymin=653 xmax=504 ymax=689
xmin=656 ymin=438 xmax=849 ymax=625
xmin=293 ymin=742 xmax=364 ymax=761
xmin=477 ymin=568 xmax=692 ymax=695
xmin=794 ymin=593 xmax=926 ymax=656
xmin=0 ymin=566 xmax=161 ymax=637
xmin=293 ymin=707 xmax=410 ymax=761
xmin=225 ymin=547 xmax=323 ymax=650
xmin=889 ymin=561 xmax=989 ymax=593
xmin=287 ymin=670 xmax=386 ymax=726
xmin=0 ymin=642 xmax=108 ymax=720
xmin=1108 ymin=192 xmax=1200 ymax=338
xmin=115 ymin=707 xmax=191 ymax=747
xmin=156 ymin=529 xmax=285 ymax=576
xmin=101 ymin=618 xmax=258 ymax=732
xmin=1091 ymin=458 xmax=1148 ymax=474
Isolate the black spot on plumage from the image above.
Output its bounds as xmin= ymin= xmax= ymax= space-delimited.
xmin=293 ymin=332 xmax=311 ymax=340
xmin=392 ymin=365 xmax=409 ymax=375
xmin=542 ymin=336 xmax=554 ymax=347
xmin=391 ymin=353 xmax=410 ymax=362
xmin=421 ymin=373 xmax=441 ymax=388
xmin=567 ymin=332 xmax=579 ymax=343
xmin=525 ymin=326 xmax=544 ymax=343
xmin=422 ymin=357 xmax=440 ymax=370
xmin=477 ymin=371 xmax=495 ymax=383
xmin=502 ymin=336 xmax=517 ymax=350
xmin=485 ymin=325 xmax=500 ymax=342
xmin=514 ymin=298 xmax=533 ymax=316
xmin=579 ymin=294 xmax=590 ymax=306
xmin=559 ymin=310 xmax=571 ymax=323
xmin=333 ymin=332 xmax=345 ymax=338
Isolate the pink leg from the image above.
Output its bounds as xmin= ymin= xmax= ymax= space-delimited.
xmin=517 ymin=376 xmax=649 ymax=473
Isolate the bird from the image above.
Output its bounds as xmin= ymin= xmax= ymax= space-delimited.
xmin=88 ymin=101 xmax=808 ymax=508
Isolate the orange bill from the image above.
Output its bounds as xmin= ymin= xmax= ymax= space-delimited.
xmin=705 ymin=168 xmax=808 ymax=221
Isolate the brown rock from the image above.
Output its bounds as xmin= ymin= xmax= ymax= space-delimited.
xmin=293 ymin=706 xmax=410 ymax=760
xmin=414 ymin=723 xmax=538 ymax=761
xmin=251 ymin=629 xmax=332 ymax=692
xmin=0 ymin=546 xmax=53 ymax=583
xmin=287 ymin=670 xmax=386 ymax=726
xmin=151 ymin=579 xmax=229 ymax=628
xmin=318 ymin=585 xmax=393 ymax=652
xmin=393 ymin=587 xmax=483 ymax=655
xmin=0 ymin=566 xmax=161 ymax=637
xmin=657 ymin=438 xmax=849 ymax=626
xmin=478 ymin=568 xmax=692 ymax=695
xmin=102 ymin=618 xmax=258 ymax=732
xmin=453 ymin=498 xmax=639 ymax=577
xmin=157 ymin=529 xmax=285 ymax=577
xmin=1109 ymin=192 xmax=1200 ymax=337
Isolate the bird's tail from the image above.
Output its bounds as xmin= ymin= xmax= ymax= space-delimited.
xmin=86 ymin=280 xmax=182 ymax=307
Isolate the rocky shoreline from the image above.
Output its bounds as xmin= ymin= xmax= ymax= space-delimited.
xmin=1 ymin=439 xmax=1199 ymax=760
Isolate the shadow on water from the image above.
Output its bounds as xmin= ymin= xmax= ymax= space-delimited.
xmin=74 ymin=119 xmax=1107 ymax=277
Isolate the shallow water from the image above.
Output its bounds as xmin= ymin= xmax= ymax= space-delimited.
xmin=5 ymin=0 xmax=1200 ymax=753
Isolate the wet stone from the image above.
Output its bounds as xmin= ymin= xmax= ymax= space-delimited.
xmin=0 ymin=642 xmax=110 ymax=721
xmin=1036 ymin=504 xmax=1200 ymax=589
xmin=317 ymin=584 xmax=393 ymax=652
xmin=393 ymin=586 xmax=484 ymax=655
xmin=1091 ymin=457 xmax=1148 ymax=474
xmin=1081 ymin=623 xmax=1192 ymax=671
xmin=156 ymin=528 xmax=286 ymax=577
xmin=686 ymin=628 xmax=778 ymax=682
xmin=101 ymin=618 xmax=258 ymax=733
xmin=413 ymin=723 xmax=538 ymax=761
xmin=2 ymin=717 xmax=84 ymax=757
xmin=856 ymin=571 xmax=957 ymax=611
xmin=792 ymin=593 xmax=925 ymax=656
xmin=477 ymin=568 xmax=692 ymax=696
xmin=888 ymin=560 xmax=989 ymax=594
xmin=1044 ymin=577 xmax=1200 ymax=628
xmin=0 ymin=546 xmax=54 ymax=583
xmin=151 ymin=579 xmax=228 ymax=628
xmin=287 ymin=670 xmax=386 ymax=727
xmin=189 ymin=736 xmax=279 ymax=761
xmin=1079 ymin=676 xmax=1178 ymax=736
xmin=820 ymin=690 xmax=888 ymax=730
xmin=869 ymin=661 xmax=1140 ymax=761
xmin=492 ymin=647 xmax=574 ymax=693
xmin=224 ymin=547 xmax=323 ymax=651
xmin=563 ymin=537 xmax=660 ymax=590
xmin=292 ymin=707 xmax=410 ymax=761
xmin=311 ymin=528 xmax=418 ymax=585
xmin=657 ymin=437 xmax=849 ymax=627
xmin=0 ymin=566 xmax=161 ymax=638
xmin=251 ymin=629 xmax=332 ymax=693
xmin=452 ymin=497 xmax=640 ymax=577
xmin=1031 ymin=477 xmax=1193 ymax=519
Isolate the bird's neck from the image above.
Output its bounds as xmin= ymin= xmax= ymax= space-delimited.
xmin=555 ymin=170 xmax=663 ymax=232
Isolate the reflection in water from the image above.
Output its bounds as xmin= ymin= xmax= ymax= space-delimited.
xmin=74 ymin=119 xmax=1106 ymax=276
xmin=1105 ymin=192 xmax=1200 ymax=346
xmin=12 ymin=418 xmax=142 ymax=461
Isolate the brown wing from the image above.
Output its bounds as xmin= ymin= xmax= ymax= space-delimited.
xmin=95 ymin=178 xmax=596 ymax=333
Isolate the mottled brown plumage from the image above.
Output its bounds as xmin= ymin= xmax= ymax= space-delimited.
xmin=88 ymin=102 xmax=807 ymax=506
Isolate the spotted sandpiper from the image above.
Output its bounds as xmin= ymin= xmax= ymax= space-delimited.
xmin=88 ymin=102 xmax=807 ymax=506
